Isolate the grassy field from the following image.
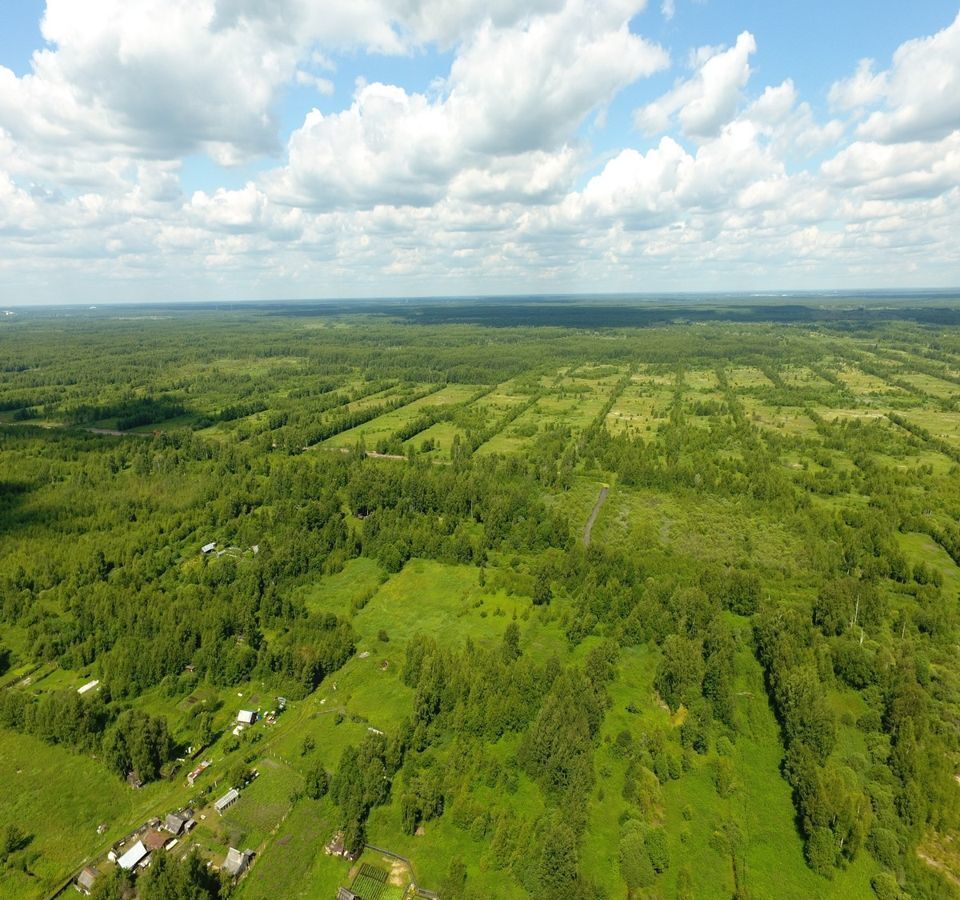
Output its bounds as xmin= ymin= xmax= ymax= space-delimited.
xmin=323 ymin=383 xmax=479 ymax=449
xmin=0 ymin=731 xmax=172 ymax=898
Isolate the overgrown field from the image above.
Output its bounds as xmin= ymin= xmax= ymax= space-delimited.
xmin=1 ymin=302 xmax=960 ymax=899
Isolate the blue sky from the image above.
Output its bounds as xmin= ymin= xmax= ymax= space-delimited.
xmin=0 ymin=1 xmax=958 ymax=303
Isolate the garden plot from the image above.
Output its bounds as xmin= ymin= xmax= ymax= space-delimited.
xmin=893 ymin=371 xmax=960 ymax=401
xmin=323 ymin=383 xmax=479 ymax=449
xmin=737 ymin=395 xmax=820 ymax=437
xmin=475 ymin=400 xmax=543 ymax=454
xmin=606 ymin=375 xmax=673 ymax=434
xmin=726 ymin=366 xmax=774 ymax=390
xmin=905 ymin=408 xmax=960 ymax=454
xmin=834 ymin=365 xmax=908 ymax=402
xmin=778 ymin=365 xmax=835 ymax=392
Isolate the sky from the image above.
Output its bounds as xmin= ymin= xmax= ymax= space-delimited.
xmin=0 ymin=1 xmax=959 ymax=304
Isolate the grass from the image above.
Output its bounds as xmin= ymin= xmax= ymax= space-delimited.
xmin=351 ymin=559 xmax=517 ymax=648
xmin=0 ymin=730 xmax=174 ymax=899
xmin=295 ymin=557 xmax=385 ymax=618
xmin=324 ymin=384 xmax=479 ymax=449
xmin=234 ymin=797 xmax=347 ymax=900
xmin=897 ymin=531 xmax=960 ymax=597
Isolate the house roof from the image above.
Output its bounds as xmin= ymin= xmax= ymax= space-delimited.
xmin=77 ymin=867 xmax=99 ymax=889
xmin=117 ymin=840 xmax=148 ymax=870
xmin=223 ymin=847 xmax=252 ymax=876
xmin=143 ymin=829 xmax=167 ymax=852
xmin=165 ymin=813 xmax=186 ymax=834
xmin=237 ymin=709 xmax=256 ymax=723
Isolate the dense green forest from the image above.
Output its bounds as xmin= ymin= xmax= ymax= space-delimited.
xmin=1 ymin=302 xmax=960 ymax=899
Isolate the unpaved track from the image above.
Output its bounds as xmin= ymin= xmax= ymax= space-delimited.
xmin=582 ymin=485 xmax=609 ymax=546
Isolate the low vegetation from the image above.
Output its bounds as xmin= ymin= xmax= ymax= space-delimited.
xmin=1 ymin=301 xmax=960 ymax=899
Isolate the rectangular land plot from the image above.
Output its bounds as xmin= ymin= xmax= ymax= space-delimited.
xmin=894 ymin=371 xmax=960 ymax=401
xmin=402 ymin=419 xmax=464 ymax=457
xmin=778 ymin=365 xmax=835 ymax=392
xmin=834 ymin=365 xmax=908 ymax=402
xmin=906 ymin=408 xmax=960 ymax=452
xmin=323 ymin=383 xmax=479 ymax=448
xmin=606 ymin=374 xmax=673 ymax=434
xmin=738 ymin=395 xmax=820 ymax=437
xmin=726 ymin=366 xmax=774 ymax=389
xmin=350 ymin=558 xmax=518 ymax=647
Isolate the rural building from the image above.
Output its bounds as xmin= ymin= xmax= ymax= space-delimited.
xmin=223 ymin=847 xmax=253 ymax=877
xmin=144 ymin=829 xmax=167 ymax=852
xmin=337 ymin=889 xmax=360 ymax=900
xmin=164 ymin=812 xmax=187 ymax=835
xmin=201 ymin=542 xmax=217 ymax=554
xmin=187 ymin=760 xmax=210 ymax=785
xmin=76 ymin=866 xmax=99 ymax=894
xmin=215 ymin=788 xmax=240 ymax=814
xmin=77 ymin=679 xmax=99 ymax=695
xmin=117 ymin=840 xmax=149 ymax=871
xmin=237 ymin=709 xmax=257 ymax=725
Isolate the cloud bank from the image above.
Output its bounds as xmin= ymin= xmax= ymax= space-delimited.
xmin=0 ymin=1 xmax=958 ymax=301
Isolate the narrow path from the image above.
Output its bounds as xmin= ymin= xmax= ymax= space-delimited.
xmin=582 ymin=484 xmax=609 ymax=547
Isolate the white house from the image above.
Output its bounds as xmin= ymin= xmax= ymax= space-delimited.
xmin=237 ymin=710 xmax=257 ymax=725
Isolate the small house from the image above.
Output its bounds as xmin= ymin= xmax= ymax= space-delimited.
xmin=201 ymin=542 xmax=217 ymax=554
xmin=223 ymin=847 xmax=253 ymax=877
xmin=237 ymin=709 xmax=257 ymax=725
xmin=164 ymin=812 xmax=187 ymax=835
xmin=117 ymin=840 xmax=149 ymax=871
xmin=143 ymin=830 xmax=167 ymax=853
xmin=76 ymin=866 xmax=99 ymax=894
xmin=187 ymin=760 xmax=210 ymax=786
xmin=77 ymin=679 xmax=99 ymax=695
xmin=215 ymin=788 xmax=240 ymax=814
xmin=337 ymin=889 xmax=360 ymax=900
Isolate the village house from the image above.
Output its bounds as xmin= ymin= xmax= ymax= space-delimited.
xmin=187 ymin=759 xmax=210 ymax=785
xmin=76 ymin=866 xmax=99 ymax=894
xmin=164 ymin=812 xmax=188 ymax=835
xmin=223 ymin=847 xmax=254 ymax=877
xmin=237 ymin=709 xmax=257 ymax=725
